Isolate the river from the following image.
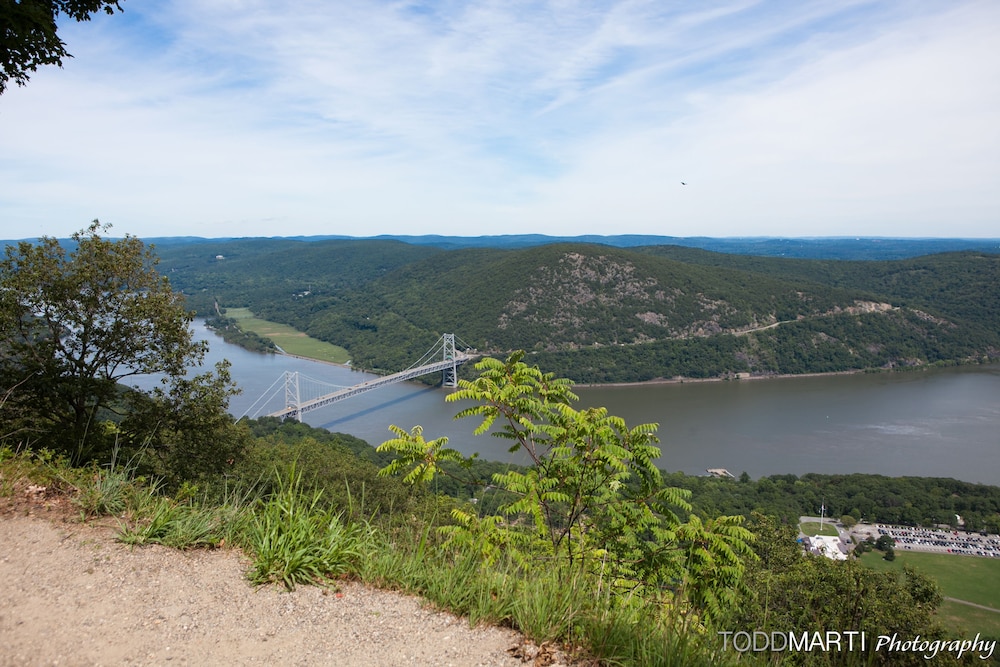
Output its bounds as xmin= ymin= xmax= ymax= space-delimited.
xmin=164 ymin=321 xmax=1000 ymax=486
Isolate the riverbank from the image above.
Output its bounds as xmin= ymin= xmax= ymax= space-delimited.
xmin=267 ymin=347 xmax=930 ymax=390
xmin=575 ymin=368 xmax=867 ymax=388
xmin=216 ymin=309 xmax=351 ymax=364
xmin=208 ymin=313 xmax=992 ymax=390
xmin=248 ymin=335 xmax=889 ymax=391
xmin=573 ymin=359 xmax=996 ymax=388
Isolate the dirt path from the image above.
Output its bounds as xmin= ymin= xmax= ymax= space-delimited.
xmin=944 ymin=597 xmax=1000 ymax=614
xmin=0 ymin=513 xmax=537 ymax=667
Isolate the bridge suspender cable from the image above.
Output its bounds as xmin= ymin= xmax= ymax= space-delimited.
xmin=246 ymin=334 xmax=476 ymax=422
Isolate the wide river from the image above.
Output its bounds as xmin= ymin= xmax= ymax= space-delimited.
xmin=170 ymin=321 xmax=1000 ymax=486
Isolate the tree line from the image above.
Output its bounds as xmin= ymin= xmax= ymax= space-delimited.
xmin=203 ymin=314 xmax=278 ymax=354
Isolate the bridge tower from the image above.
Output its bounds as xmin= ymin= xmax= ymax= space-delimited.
xmin=283 ymin=371 xmax=302 ymax=422
xmin=442 ymin=333 xmax=458 ymax=387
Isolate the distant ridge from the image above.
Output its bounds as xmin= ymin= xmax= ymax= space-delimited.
xmin=6 ymin=234 xmax=999 ymax=261
xmin=143 ymin=234 xmax=1000 ymax=261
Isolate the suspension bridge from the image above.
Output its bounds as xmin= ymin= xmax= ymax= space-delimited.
xmin=242 ymin=334 xmax=476 ymax=422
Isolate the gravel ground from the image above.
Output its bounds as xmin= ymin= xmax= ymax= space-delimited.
xmin=0 ymin=508 xmax=552 ymax=667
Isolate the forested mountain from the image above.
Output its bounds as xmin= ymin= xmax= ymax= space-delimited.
xmin=636 ymin=248 xmax=1000 ymax=344
xmin=155 ymin=238 xmax=1000 ymax=382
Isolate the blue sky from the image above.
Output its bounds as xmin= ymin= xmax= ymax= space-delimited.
xmin=1 ymin=0 xmax=998 ymax=240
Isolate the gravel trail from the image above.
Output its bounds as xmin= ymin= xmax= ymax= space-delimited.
xmin=0 ymin=513 xmax=532 ymax=667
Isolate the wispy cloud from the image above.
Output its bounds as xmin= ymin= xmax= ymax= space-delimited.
xmin=1 ymin=0 xmax=997 ymax=239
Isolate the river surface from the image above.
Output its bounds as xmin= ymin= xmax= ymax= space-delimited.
xmin=157 ymin=321 xmax=1000 ymax=486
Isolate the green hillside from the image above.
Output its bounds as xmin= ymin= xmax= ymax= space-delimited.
xmin=636 ymin=247 xmax=1000 ymax=332
xmin=156 ymin=239 xmax=1000 ymax=382
xmin=157 ymin=238 xmax=443 ymax=314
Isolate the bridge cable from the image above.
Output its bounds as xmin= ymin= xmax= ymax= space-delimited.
xmin=240 ymin=372 xmax=288 ymax=419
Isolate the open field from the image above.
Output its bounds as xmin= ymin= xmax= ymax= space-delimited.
xmin=937 ymin=600 xmax=1000 ymax=641
xmin=859 ymin=550 xmax=1000 ymax=637
xmin=799 ymin=521 xmax=839 ymax=537
xmin=225 ymin=308 xmax=351 ymax=364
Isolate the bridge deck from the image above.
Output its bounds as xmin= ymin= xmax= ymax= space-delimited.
xmin=268 ymin=354 xmax=473 ymax=419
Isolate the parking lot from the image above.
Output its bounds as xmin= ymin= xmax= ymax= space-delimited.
xmin=852 ymin=523 xmax=1000 ymax=557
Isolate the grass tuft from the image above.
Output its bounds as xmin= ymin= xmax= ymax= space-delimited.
xmin=73 ymin=464 xmax=142 ymax=518
xmin=512 ymin=569 xmax=588 ymax=643
xmin=243 ymin=467 xmax=371 ymax=590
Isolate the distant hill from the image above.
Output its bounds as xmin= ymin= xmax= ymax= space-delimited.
xmin=156 ymin=238 xmax=441 ymax=310
xmin=8 ymin=233 xmax=999 ymax=260
xmin=155 ymin=237 xmax=1000 ymax=383
xmin=365 ymin=234 xmax=1000 ymax=260
xmin=138 ymin=234 xmax=1000 ymax=260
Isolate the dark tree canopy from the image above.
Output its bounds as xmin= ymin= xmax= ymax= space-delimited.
xmin=0 ymin=221 xmax=209 ymax=463
xmin=1 ymin=0 xmax=123 ymax=94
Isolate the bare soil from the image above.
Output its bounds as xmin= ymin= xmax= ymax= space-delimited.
xmin=0 ymin=498 xmax=566 ymax=667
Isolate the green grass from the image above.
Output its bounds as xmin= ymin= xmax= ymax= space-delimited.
xmin=859 ymin=550 xmax=1000 ymax=637
xmin=243 ymin=468 xmax=371 ymax=590
xmin=225 ymin=307 xmax=350 ymax=364
xmin=119 ymin=496 xmax=227 ymax=548
xmin=937 ymin=599 xmax=1000 ymax=641
xmin=357 ymin=522 xmax=739 ymax=667
xmin=799 ymin=521 xmax=839 ymax=537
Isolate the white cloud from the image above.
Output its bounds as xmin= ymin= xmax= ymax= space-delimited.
xmin=503 ymin=2 xmax=1000 ymax=236
xmin=1 ymin=0 xmax=998 ymax=239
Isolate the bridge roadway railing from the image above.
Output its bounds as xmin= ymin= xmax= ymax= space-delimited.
xmin=268 ymin=354 xmax=473 ymax=420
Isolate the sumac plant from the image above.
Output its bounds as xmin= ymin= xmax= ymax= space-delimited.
xmin=378 ymin=352 xmax=755 ymax=621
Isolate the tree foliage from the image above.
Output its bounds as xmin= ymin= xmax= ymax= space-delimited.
xmin=226 ymin=417 xmax=444 ymax=523
xmin=120 ymin=361 xmax=251 ymax=491
xmin=666 ymin=471 xmax=1000 ymax=532
xmin=1 ymin=0 xmax=123 ymax=94
xmin=377 ymin=352 xmax=755 ymax=621
xmin=0 ymin=222 xmax=223 ymax=465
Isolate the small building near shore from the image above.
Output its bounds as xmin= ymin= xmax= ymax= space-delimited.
xmin=806 ymin=534 xmax=848 ymax=561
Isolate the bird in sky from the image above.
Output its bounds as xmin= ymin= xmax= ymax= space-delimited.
xmin=681 ymin=182 xmax=687 ymax=186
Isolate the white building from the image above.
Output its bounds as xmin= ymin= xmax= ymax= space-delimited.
xmin=807 ymin=534 xmax=848 ymax=561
